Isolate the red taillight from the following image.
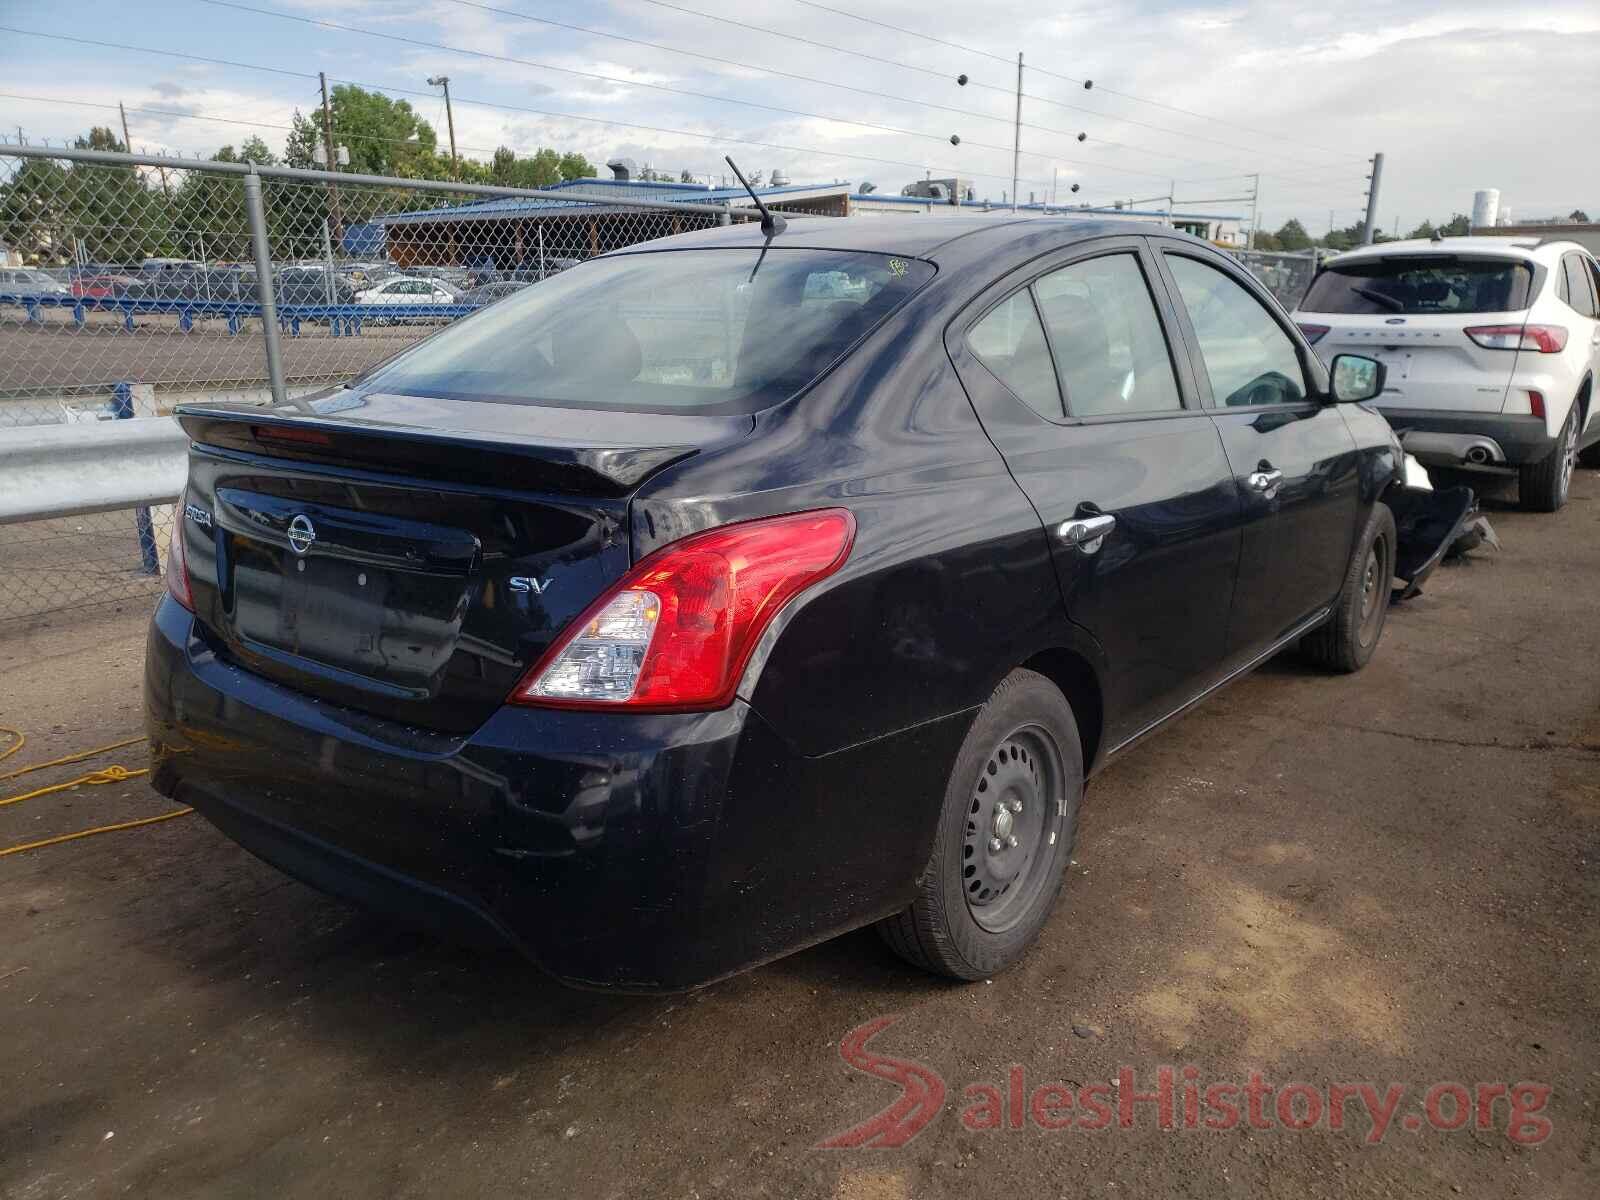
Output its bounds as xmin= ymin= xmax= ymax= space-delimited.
xmin=1464 ymin=324 xmax=1568 ymax=353
xmin=512 ymin=508 xmax=856 ymax=712
xmin=1296 ymin=323 xmax=1330 ymax=345
xmin=1528 ymin=390 xmax=1546 ymax=420
xmin=165 ymin=498 xmax=194 ymax=612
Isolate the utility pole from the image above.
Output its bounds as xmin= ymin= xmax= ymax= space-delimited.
xmin=319 ymin=72 xmax=344 ymax=240
xmin=1011 ymin=52 xmax=1023 ymax=214
xmin=1360 ymin=151 xmax=1385 ymax=246
xmin=428 ymin=75 xmax=457 ymax=179
xmin=1247 ymin=173 xmax=1260 ymax=250
xmin=117 ymin=102 xmax=132 ymax=154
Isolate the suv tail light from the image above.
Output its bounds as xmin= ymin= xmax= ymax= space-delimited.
xmin=1295 ymin=323 xmax=1330 ymax=345
xmin=512 ymin=509 xmax=855 ymax=712
xmin=165 ymin=495 xmax=194 ymax=612
xmin=1464 ymin=324 xmax=1568 ymax=353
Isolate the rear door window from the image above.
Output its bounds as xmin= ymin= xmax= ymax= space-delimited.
xmin=966 ymin=290 xmax=1062 ymax=418
xmin=1561 ymin=254 xmax=1597 ymax=318
xmin=1033 ymin=254 xmax=1181 ymax=417
xmin=1300 ymin=256 xmax=1533 ymax=315
xmin=1166 ymin=255 xmax=1307 ymax=408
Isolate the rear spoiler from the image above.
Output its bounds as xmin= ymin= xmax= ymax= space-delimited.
xmin=176 ymin=406 xmax=698 ymax=497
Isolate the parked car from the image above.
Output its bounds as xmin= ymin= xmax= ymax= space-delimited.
xmin=121 ymin=268 xmax=257 ymax=304
xmin=353 ymin=276 xmax=460 ymax=306
xmin=0 ymin=267 xmax=71 ymax=298
xmin=1293 ymin=236 xmax=1600 ymax=511
xmin=339 ymin=263 xmax=395 ymax=289
xmin=140 ymin=257 xmax=204 ymax=274
xmin=275 ymin=267 xmax=358 ymax=307
xmin=69 ymin=271 xmax=139 ymax=299
xmin=460 ymin=280 xmax=531 ymax=307
xmin=148 ymin=219 xmax=1463 ymax=991
xmin=465 ymin=259 xmax=581 ymax=288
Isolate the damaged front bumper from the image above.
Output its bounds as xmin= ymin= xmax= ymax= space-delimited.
xmin=1389 ymin=481 xmax=1496 ymax=601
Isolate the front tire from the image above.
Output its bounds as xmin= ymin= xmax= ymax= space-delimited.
xmin=877 ymin=669 xmax=1082 ymax=980
xmin=1519 ymin=404 xmax=1578 ymax=512
xmin=1301 ymin=501 xmax=1395 ymax=673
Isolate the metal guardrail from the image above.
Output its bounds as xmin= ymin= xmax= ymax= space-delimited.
xmin=0 ymin=416 xmax=186 ymax=525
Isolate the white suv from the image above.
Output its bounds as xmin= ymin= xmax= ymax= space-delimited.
xmin=1293 ymin=237 xmax=1600 ymax=511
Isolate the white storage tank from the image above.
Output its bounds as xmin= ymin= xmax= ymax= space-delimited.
xmin=1472 ymin=189 xmax=1500 ymax=230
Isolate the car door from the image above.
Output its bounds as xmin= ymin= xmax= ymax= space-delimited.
xmin=947 ymin=236 xmax=1242 ymax=743
xmin=1156 ymin=247 xmax=1362 ymax=660
xmin=1561 ymin=253 xmax=1600 ymax=446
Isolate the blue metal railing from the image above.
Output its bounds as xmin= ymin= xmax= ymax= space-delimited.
xmin=0 ymin=292 xmax=480 ymax=336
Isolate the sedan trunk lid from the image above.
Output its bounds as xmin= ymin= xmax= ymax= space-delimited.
xmin=174 ymin=390 xmax=752 ymax=733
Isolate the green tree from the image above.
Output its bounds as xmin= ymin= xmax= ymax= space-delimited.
xmin=328 ymin=84 xmax=437 ymax=177
xmin=559 ymin=152 xmax=594 ymax=181
xmin=0 ymin=157 xmax=72 ymax=263
xmin=1274 ymin=218 xmax=1312 ymax=251
xmin=1440 ymin=213 xmax=1470 ymax=236
xmin=64 ymin=126 xmax=167 ymax=262
xmin=1251 ymin=229 xmax=1282 ymax=251
xmin=1406 ymin=219 xmax=1437 ymax=240
xmin=284 ymin=110 xmax=321 ymax=170
xmin=238 ymin=135 xmax=276 ymax=166
xmin=1567 ymin=209 xmax=1590 ymax=223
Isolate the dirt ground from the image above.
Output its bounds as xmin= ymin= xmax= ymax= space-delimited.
xmin=2 ymin=471 xmax=1597 ymax=1199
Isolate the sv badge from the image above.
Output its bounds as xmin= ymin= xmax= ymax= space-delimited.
xmin=508 ymin=576 xmax=553 ymax=595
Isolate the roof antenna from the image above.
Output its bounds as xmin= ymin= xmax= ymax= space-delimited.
xmin=724 ymin=155 xmax=786 ymax=236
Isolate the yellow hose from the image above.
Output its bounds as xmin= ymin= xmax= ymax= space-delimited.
xmin=0 ymin=726 xmax=192 ymax=856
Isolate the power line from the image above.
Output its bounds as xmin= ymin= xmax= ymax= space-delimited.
xmin=199 ymin=0 xmax=1218 ymax=183
xmin=432 ymin=0 xmax=1180 ymax=178
xmin=785 ymin=0 xmax=1358 ymax=160
xmin=0 ymin=31 xmax=1093 ymax=195
xmin=621 ymin=0 xmax=1357 ymax=171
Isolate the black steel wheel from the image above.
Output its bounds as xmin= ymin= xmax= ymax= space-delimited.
xmin=1300 ymin=501 xmax=1395 ymax=673
xmin=877 ymin=669 xmax=1083 ymax=980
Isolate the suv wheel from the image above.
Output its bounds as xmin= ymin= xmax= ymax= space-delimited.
xmin=1301 ymin=501 xmax=1395 ymax=673
xmin=877 ymin=669 xmax=1082 ymax=980
xmin=1519 ymin=404 xmax=1578 ymax=512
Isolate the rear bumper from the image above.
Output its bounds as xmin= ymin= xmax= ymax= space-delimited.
xmin=1376 ymin=406 xmax=1554 ymax=467
xmin=144 ymin=596 xmax=965 ymax=991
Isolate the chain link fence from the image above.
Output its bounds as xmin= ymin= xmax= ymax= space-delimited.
xmin=0 ymin=145 xmax=738 ymax=626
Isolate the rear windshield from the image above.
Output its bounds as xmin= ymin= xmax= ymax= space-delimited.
xmin=1300 ymin=255 xmax=1532 ymax=315
xmin=355 ymin=248 xmax=935 ymax=414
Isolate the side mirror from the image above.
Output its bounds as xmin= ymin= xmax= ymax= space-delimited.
xmin=1329 ymin=353 xmax=1386 ymax=403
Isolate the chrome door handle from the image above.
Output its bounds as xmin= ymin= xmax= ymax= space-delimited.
xmin=1057 ymin=513 xmax=1117 ymax=553
xmin=1246 ymin=468 xmax=1284 ymax=495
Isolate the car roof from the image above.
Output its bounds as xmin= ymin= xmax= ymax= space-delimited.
xmin=1325 ymin=236 xmax=1592 ymax=266
xmin=609 ymin=214 xmax=1192 ymax=263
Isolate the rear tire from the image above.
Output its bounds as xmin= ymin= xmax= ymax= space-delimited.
xmin=877 ymin=669 xmax=1082 ymax=981
xmin=1519 ymin=404 xmax=1578 ymax=512
xmin=1300 ymin=501 xmax=1395 ymax=673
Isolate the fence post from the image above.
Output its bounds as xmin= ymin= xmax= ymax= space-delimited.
xmin=114 ymin=381 xmax=161 ymax=575
xmin=242 ymin=169 xmax=288 ymax=408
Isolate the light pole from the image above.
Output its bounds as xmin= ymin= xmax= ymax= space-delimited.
xmin=428 ymin=75 xmax=458 ymax=180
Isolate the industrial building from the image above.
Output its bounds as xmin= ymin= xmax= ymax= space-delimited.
xmin=370 ymin=160 xmax=1246 ymax=268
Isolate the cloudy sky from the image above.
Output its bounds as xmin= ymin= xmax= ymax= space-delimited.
xmin=2 ymin=0 xmax=1597 ymax=233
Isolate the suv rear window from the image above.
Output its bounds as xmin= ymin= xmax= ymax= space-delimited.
xmin=1299 ymin=255 xmax=1532 ymax=315
xmin=356 ymin=248 xmax=935 ymax=414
